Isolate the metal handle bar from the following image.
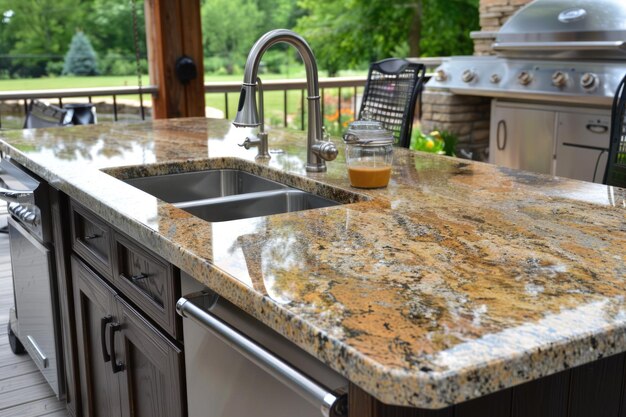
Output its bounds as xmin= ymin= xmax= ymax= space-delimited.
xmin=493 ymin=41 xmax=626 ymax=51
xmin=0 ymin=187 xmax=34 ymax=204
xmin=176 ymin=292 xmax=347 ymax=417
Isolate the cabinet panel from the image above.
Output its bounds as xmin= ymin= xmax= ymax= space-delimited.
xmin=115 ymin=297 xmax=184 ymax=417
xmin=71 ymin=255 xmax=121 ymax=417
xmin=51 ymin=189 xmax=78 ymax=416
xmin=511 ymin=369 xmax=570 ymax=417
xmin=71 ymin=202 xmax=113 ymax=278
xmin=489 ymin=103 xmax=556 ymax=175
xmin=555 ymin=111 xmax=611 ymax=183
xmin=113 ymin=232 xmax=180 ymax=339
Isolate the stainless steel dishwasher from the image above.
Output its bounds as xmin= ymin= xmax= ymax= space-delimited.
xmin=177 ymin=272 xmax=348 ymax=417
xmin=0 ymin=157 xmax=64 ymax=397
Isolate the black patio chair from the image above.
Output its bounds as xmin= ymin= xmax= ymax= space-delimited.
xmin=604 ymin=73 xmax=626 ymax=188
xmin=23 ymin=100 xmax=69 ymax=129
xmin=358 ymin=58 xmax=426 ymax=148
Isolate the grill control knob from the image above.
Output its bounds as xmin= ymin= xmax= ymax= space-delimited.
xmin=551 ymin=71 xmax=568 ymax=87
xmin=517 ymin=71 xmax=533 ymax=86
xmin=435 ymin=69 xmax=447 ymax=82
xmin=490 ymin=74 xmax=501 ymax=84
xmin=580 ymin=72 xmax=599 ymax=91
xmin=461 ymin=69 xmax=476 ymax=83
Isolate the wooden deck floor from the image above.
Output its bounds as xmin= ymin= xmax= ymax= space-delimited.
xmin=0 ymin=211 xmax=69 ymax=417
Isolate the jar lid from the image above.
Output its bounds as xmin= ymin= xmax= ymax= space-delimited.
xmin=343 ymin=120 xmax=394 ymax=146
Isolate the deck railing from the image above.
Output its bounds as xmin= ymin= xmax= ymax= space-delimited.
xmin=0 ymin=57 xmax=442 ymax=131
xmin=0 ymin=85 xmax=158 ymax=129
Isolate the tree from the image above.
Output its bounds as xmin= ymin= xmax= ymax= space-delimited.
xmin=201 ymin=0 xmax=264 ymax=74
xmin=63 ymin=31 xmax=99 ymax=76
xmin=0 ymin=0 xmax=85 ymax=77
xmin=295 ymin=0 xmax=479 ymax=74
xmin=420 ymin=0 xmax=479 ymax=57
xmin=84 ymin=0 xmax=147 ymax=74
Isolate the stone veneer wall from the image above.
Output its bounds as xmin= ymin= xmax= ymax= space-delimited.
xmin=420 ymin=92 xmax=491 ymax=161
xmin=419 ymin=0 xmax=531 ymax=161
xmin=474 ymin=0 xmax=533 ymax=55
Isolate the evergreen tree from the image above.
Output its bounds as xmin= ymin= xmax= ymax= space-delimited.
xmin=62 ymin=31 xmax=99 ymax=76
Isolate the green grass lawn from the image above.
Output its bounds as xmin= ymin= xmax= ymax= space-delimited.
xmin=0 ymin=69 xmax=366 ymax=132
xmin=0 ymin=68 xmax=366 ymax=91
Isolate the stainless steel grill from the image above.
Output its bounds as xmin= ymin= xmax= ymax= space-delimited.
xmin=426 ymin=0 xmax=626 ymax=183
xmin=428 ymin=0 xmax=626 ymax=104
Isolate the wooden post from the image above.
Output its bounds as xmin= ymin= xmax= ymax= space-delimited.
xmin=144 ymin=0 xmax=205 ymax=119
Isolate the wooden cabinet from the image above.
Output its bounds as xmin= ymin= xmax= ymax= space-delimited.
xmin=72 ymin=255 xmax=121 ymax=417
xmin=112 ymin=234 xmax=180 ymax=339
xmin=72 ymin=255 xmax=184 ymax=417
xmin=70 ymin=201 xmax=113 ymax=279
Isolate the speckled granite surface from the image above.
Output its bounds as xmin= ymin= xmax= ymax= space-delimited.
xmin=1 ymin=118 xmax=624 ymax=409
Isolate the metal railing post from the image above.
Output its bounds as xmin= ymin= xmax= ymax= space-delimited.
xmin=283 ymin=90 xmax=287 ymax=128
xmin=337 ymin=87 xmax=342 ymax=130
xmin=300 ymin=89 xmax=305 ymax=131
xmin=113 ymin=96 xmax=118 ymax=121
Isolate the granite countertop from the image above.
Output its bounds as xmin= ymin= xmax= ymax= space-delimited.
xmin=1 ymin=118 xmax=624 ymax=409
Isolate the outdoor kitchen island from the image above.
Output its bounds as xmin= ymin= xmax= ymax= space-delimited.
xmin=0 ymin=118 xmax=624 ymax=417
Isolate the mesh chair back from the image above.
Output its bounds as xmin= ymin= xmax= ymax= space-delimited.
xmin=604 ymin=73 xmax=626 ymax=187
xmin=358 ymin=58 xmax=426 ymax=148
xmin=24 ymin=100 xmax=68 ymax=129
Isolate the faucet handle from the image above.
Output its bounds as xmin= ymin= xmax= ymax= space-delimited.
xmin=312 ymin=140 xmax=338 ymax=161
xmin=238 ymin=137 xmax=258 ymax=150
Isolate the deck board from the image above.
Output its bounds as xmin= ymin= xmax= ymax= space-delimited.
xmin=0 ymin=361 xmax=39 ymax=381
xmin=0 ymin=228 xmax=68 ymax=417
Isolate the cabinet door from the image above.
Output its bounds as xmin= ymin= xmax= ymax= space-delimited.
xmin=555 ymin=111 xmax=611 ymax=183
xmin=490 ymin=103 xmax=556 ymax=175
xmin=71 ymin=255 xmax=122 ymax=417
xmin=114 ymin=297 xmax=185 ymax=417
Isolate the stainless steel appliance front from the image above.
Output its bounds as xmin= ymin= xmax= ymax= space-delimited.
xmin=1 ymin=157 xmax=63 ymax=397
xmin=180 ymin=273 xmax=347 ymax=417
xmin=8 ymin=216 xmax=60 ymax=395
xmin=489 ymin=100 xmax=610 ymax=183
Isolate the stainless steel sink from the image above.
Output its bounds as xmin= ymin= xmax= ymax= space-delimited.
xmin=123 ymin=168 xmax=342 ymax=222
xmin=124 ymin=169 xmax=287 ymax=203
xmin=175 ymin=189 xmax=336 ymax=222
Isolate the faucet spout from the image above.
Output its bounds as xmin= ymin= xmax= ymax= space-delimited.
xmin=233 ymin=29 xmax=336 ymax=172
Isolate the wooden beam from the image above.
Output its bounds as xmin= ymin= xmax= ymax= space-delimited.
xmin=144 ymin=0 xmax=205 ymax=119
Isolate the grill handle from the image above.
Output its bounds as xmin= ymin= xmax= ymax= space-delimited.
xmin=493 ymin=40 xmax=626 ymax=51
xmin=176 ymin=292 xmax=348 ymax=417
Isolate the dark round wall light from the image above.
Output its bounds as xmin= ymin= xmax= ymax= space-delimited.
xmin=175 ymin=56 xmax=198 ymax=84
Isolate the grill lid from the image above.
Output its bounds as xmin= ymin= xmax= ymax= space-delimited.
xmin=494 ymin=0 xmax=626 ymax=54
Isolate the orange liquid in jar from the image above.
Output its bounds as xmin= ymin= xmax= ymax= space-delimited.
xmin=348 ymin=166 xmax=391 ymax=188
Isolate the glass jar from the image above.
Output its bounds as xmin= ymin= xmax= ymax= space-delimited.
xmin=343 ymin=121 xmax=394 ymax=189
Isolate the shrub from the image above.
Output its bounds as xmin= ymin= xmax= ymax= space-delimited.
xmin=410 ymin=129 xmax=458 ymax=156
xmin=63 ymin=31 xmax=99 ymax=76
xmin=45 ymin=61 xmax=65 ymax=76
xmin=204 ymin=56 xmax=226 ymax=74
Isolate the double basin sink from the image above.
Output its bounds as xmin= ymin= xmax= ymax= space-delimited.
xmin=123 ymin=169 xmax=346 ymax=222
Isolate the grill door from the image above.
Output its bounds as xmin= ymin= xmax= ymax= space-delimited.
xmin=555 ymin=111 xmax=611 ymax=183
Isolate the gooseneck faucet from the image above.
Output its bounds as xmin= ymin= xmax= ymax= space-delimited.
xmin=233 ymin=29 xmax=338 ymax=172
